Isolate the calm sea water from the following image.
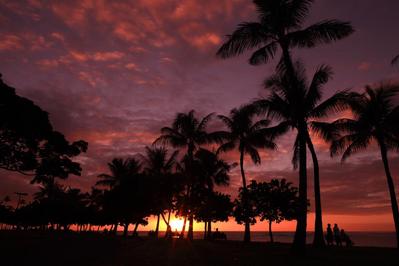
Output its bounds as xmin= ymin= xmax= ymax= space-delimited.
xmin=136 ymin=231 xmax=397 ymax=248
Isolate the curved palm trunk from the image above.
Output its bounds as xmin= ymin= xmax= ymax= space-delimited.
xmin=240 ymin=149 xmax=251 ymax=242
xmin=132 ymin=222 xmax=139 ymax=237
xmin=155 ymin=214 xmax=160 ymax=238
xmin=180 ymin=216 xmax=187 ymax=239
xmin=123 ymin=222 xmax=129 ymax=237
xmin=268 ymin=220 xmax=274 ymax=243
xmin=292 ymin=129 xmax=308 ymax=254
xmin=306 ymin=134 xmax=325 ymax=248
xmin=379 ymin=141 xmax=399 ymax=248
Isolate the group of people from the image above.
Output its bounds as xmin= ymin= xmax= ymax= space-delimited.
xmin=326 ymin=224 xmax=354 ymax=247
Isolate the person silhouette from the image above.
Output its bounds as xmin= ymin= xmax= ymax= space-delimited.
xmin=326 ymin=224 xmax=333 ymax=246
xmin=333 ymin=224 xmax=342 ymax=246
xmin=340 ymin=229 xmax=353 ymax=247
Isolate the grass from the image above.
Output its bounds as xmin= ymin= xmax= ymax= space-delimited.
xmin=1 ymin=231 xmax=398 ymax=266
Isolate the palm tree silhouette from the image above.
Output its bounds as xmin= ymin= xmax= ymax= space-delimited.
xmin=141 ymin=146 xmax=179 ymax=238
xmin=215 ymin=105 xmax=277 ymax=242
xmin=192 ymin=149 xmax=233 ymax=238
xmin=216 ymin=0 xmax=353 ymax=77
xmin=154 ymin=110 xmax=215 ymax=240
xmin=253 ymin=62 xmax=349 ymax=250
xmin=97 ymin=158 xmax=142 ymax=235
xmin=324 ymin=84 xmax=399 ymax=248
xmin=96 ymin=158 xmax=141 ymax=189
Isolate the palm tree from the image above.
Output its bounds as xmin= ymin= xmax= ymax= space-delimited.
xmin=97 ymin=158 xmax=142 ymax=235
xmin=141 ymin=146 xmax=179 ymax=238
xmin=321 ymin=84 xmax=399 ymax=247
xmin=253 ymin=62 xmax=349 ymax=251
xmin=193 ymin=148 xmax=233 ymax=238
xmin=215 ymin=105 xmax=277 ymax=242
xmin=153 ymin=110 xmax=215 ymax=240
xmin=392 ymin=55 xmax=399 ymax=66
xmin=96 ymin=158 xmax=141 ymax=189
xmin=217 ymin=0 xmax=354 ymax=77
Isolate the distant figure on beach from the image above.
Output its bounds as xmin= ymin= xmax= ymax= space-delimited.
xmin=165 ymin=225 xmax=172 ymax=239
xmin=340 ymin=229 xmax=354 ymax=247
xmin=333 ymin=224 xmax=342 ymax=246
xmin=326 ymin=224 xmax=334 ymax=246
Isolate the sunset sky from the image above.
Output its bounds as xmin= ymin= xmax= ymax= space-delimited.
xmin=1 ymin=0 xmax=399 ymax=232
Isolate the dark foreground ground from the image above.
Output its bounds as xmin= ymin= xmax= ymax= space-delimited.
xmin=1 ymin=231 xmax=398 ymax=266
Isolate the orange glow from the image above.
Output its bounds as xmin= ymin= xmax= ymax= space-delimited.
xmin=169 ymin=219 xmax=185 ymax=231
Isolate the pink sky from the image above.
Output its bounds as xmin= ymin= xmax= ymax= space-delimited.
xmin=1 ymin=0 xmax=399 ymax=231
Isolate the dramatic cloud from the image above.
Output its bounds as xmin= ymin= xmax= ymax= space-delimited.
xmin=1 ymin=0 xmax=399 ymax=231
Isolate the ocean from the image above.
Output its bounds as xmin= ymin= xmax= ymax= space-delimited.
xmin=136 ymin=231 xmax=397 ymax=248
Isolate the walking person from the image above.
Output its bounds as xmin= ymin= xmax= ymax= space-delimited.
xmin=333 ymin=224 xmax=342 ymax=246
xmin=326 ymin=224 xmax=334 ymax=246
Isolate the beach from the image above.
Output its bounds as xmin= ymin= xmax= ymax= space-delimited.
xmin=1 ymin=231 xmax=398 ymax=266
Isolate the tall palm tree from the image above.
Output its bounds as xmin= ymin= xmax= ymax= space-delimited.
xmin=320 ymin=84 xmax=399 ymax=247
xmin=253 ymin=62 xmax=349 ymax=251
xmin=141 ymin=146 xmax=179 ymax=238
xmin=215 ymin=105 xmax=278 ymax=242
xmin=217 ymin=0 xmax=354 ymax=77
xmin=153 ymin=110 xmax=215 ymax=240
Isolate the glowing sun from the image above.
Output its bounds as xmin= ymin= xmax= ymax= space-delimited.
xmin=169 ymin=219 xmax=184 ymax=231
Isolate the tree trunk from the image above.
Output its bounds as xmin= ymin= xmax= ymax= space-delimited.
xmin=132 ymin=222 xmax=139 ymax=237
xmin=204 ymin=221 xmax=207 ymax=240
xmin=268 ymin=220 xmax=274 ymax=243
xmin=306 ymin=134 xmax=325 ymax=248
xmin=292 ymin=128 xmax=308 ymax=254
xmin=207 ymin=221 xmax=212 ymax=240
xmin=155 ymin=214 xmax=160 ymax=238
xmin=123 ymin=222 xmax=129 ymax=237
xmin=280 ymin=43 xmax=296 ymax=83
xmin=180 ymin=216 xmax=187 ymax=239
xmin=240 ymin=149 xmax=251 ymax=243
xmin=167 ymin=209 xmax=171 ymax=224
xmin=379 ymin=141 xmax=399 ymax=248
xmin=187 ymin=215 xmax=194 ymax=240
xmin=113 ymin=223 xmax=118 ymax=235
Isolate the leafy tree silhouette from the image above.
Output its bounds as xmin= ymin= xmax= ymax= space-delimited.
xmin=0 ymin=74 xmax=87 ymax=183
xmin=248 ymin=179 xmax=300 ymax=243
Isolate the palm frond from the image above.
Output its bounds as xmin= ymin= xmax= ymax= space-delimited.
xmin=308 ymin=90 xmax=350 ymax=118
xmin=216 ymin=140 xmax=237 ymax=155
xmin=391 ymin=54 xmax=399 ymax=66
xmin=245 ymin=145 xmax=261 ymax=165
xmin=249 ymin=41 xmax=278 ymax=65
xmin=288 ymin=20 xmax=354 ymax=48
xmin=305 ymin=64 xmax=333 ymax=109
xmin=198 ymin=112 xmax=214 ymax=131
xmin=216 ymin=22 xmax=269 ymax=58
